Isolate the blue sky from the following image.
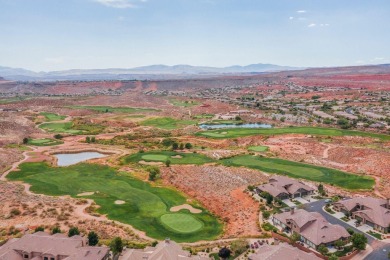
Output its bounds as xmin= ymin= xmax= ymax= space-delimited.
xmin=0 ymin=0 xmax=389 ymax=71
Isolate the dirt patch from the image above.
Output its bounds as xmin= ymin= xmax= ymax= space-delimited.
xmin=114 ymin=200 xmax=125 ymax=205
xmin=170 ymin=204 xmax=202 ymax=214
xmin=77 ymin=192 xmax=95 ymax=196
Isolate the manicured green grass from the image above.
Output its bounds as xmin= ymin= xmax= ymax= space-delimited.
xmin=7 ymin=163 xmax=222 ymax=242
xmin=193 ymin=114 xmax=214 ymax=119
xmin=248 ymin=146 xmax=269 ymax=152
xmin=141 ymin=117 xmax=197 ymax=130
xmin=196 ymin=127 xmax=390 ymax=140
xmin=122 ymin=151 xmax=214 ymax=165
xmin=221 ymin=155 xmax=375 ymax=190
xmin=27 ymin=138 xmax=63 ymax=146
xmin=160 ymin=213 xmax=203 ymax=233
xmin=39 ymin=122 xmax=82 ymax=134
xmin=40 ymin=112 xmax=66 ymax=122
xmin=69 ymin=106 xmax=158 ymax=113
xmin=169 ymin=99 xmax=200 ymax=107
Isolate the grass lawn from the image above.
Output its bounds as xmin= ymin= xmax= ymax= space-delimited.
xmin=40 ymin=112 xmax=66 ymax=122
xmin=140 ymin=117 xmax=197 ymax=130
xmin=122 ymin=151 xmax=214 ymax=165
xmin=367 ymin=231 xmax=383 ymax=240
xmin=69 ymin=106 xmax=158 ymax=113
xmin=27 ymin=138 xmax=63 ymax=146
xmin=221 ymin=155 xmax=374 ymax=190
xmin=39 ymin=122 xmax=82 ymax=134
xmin=169 ymin=99 xmax=200 ymax=107
xmin=248 ymin=146 xmax=269 ymax=152
xmin=196 ymin=127 xmax=390 ymax=141
xmin=7 ymin=162 xmax=222 ymax=242
xmin=193 ymin=114 xmax=214 ymax=119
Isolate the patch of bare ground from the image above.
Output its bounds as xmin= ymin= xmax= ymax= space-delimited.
xmin=160 ymin=165 xmax=269 ymax=238
xmin=0 ymin=181 xmax=149 ymax=242
xmin=0 ymin=113 xmax=40 ymax=145
xmin=0 ymin=148 xmax=24 ymax=175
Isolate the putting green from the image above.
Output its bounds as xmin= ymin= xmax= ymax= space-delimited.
xmin=160 ymin=213 xmax=203 ymax=233
xmin=141 ymin=154 xmax=169 ymax=161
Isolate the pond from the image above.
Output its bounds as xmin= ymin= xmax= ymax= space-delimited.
xmin=199 ymin=123 xmax=272 ymax=129
xmin=55 ymin=152 xmax=106 ymax=166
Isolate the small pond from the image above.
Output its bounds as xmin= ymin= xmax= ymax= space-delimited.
xmin=55 ymin=152 xmax=106 ymax=166
xmin=199 ymin=123 xmax=272 ymax=129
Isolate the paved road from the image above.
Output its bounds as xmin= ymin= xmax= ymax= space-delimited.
xmin=302 ymin=200 xmax=375 ymax=244
xmin=365 ymin=243 xmax=390 ymax=260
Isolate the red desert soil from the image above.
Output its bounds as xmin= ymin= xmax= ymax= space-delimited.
xmin=161 ymin=165 xmax=269 ymax=238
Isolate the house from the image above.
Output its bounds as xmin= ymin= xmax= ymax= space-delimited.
xmin=0 ymin=232 xmax=109 ymax=260
xmin=272 ymin=208 xmax=350 ymax=249
xmin=333 ymin=197 xmax=390 ymax=233
xmin=248 ymin=243 xmax=321 ymax=260
xmin=120 ymin=239 xmax=209 ymax=260
xmin=256 ymin=176 xmax=315 ymax=200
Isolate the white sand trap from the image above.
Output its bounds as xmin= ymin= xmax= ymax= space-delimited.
xmin=171 ymin=155 xmax=183 ymax=159
xmin=170 ymin=204 xmax=202 ymax=214
xmin=221 ymin=132 xmax=227 ymax=134
xmin=77 ymin=192 xmax=95 ymax=196
xmin=115 ymin=200 xmax=125 ymax=205
xmin=139 ymin=160 xmax=164 ymax=165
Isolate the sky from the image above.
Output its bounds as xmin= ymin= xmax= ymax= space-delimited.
xmin=0 ymin=0 xmax=389 ymax=71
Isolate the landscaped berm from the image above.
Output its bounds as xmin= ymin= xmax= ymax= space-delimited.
xmin=7 ymin=162 xmax=222 ymax=242
xmin=121 ymin=151 xmax=214 ymax=165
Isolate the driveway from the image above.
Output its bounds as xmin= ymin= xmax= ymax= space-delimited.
xmin=282 ymin=199 xmax=296 ymax=207
xmin=302 ymin=200 xmax=375 ymax=244
xmin=295 ymin=197 xmax=310 ymax=204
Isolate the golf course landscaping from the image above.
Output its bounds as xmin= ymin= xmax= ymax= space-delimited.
xmin=140 ymin=117 xmax=196 ymax=130
xmin=221 ymin=155 xmax=375 ymax=190
xmin=68 ymin=106 xmax=158 ymax=113
xmin=248 ymin=146 xmax=269 ymax=152
xmin=7 ymin=162 xmax=222 ymax=242
xmin=122 ymin=151 xmax=214 ymax=165
xmin=196 ymin=126 xmax=390 ymax=140
xmin=39 ymin=112 xmax=66 ymax=122
xmin=39 ymin=122 xmax=82 ymax=134
xmin=27 ymin=138 xmax=63 ymax=146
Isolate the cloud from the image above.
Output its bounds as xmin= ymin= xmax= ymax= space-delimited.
xmin=289 ymin=16 xmax=294 ymax=20
xmin=297 ymin=10 xmax=307 ymax=13
xmin=308 ymin=23 xmax=316 ymax=27
xmin=320 ymin=23 xmax=330 ymax=27
xmin=94 ymin=0 xmax=147 ymax=9
xmin=373 ymin=57 xmax=385 ymax=61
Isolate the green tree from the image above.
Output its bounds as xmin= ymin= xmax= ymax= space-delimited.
xmin=91 ymin=136 xmax=96 ymax=143
xmin=351 ymin=233 xmax=367 ymax=250
xmin=334 ymin=239 xmax=345 ymax=249
xmin=318 ymin=244 xmax=329 ymax=255
xmin=88 ymin=231 xmax=99 ymax=246
xmin=172 ymin=142 xmax=179 ymax=150
xmin=51 ymin=226 xmax=61 ymax=234
xmin=290 ymin=233 xmax=301 ymax=243
xmin=110 ymin=237 xmax=123 ymax=256
xmin=54 ymin=134 xmax=63 ymax=139
xmin=34 ymin=226 xmax=44 ymax=232
xmin=185 ymin=143 xmax=193 ymax=149
xmin=86 ymin=136 xmax=91 ymax=143
xmin=68 ymin=227 xmax=80 ymax=237
xmin=235 ymin=116 xmax=242 ymax=121
xmin=23 ymin=137 xmax=29 ymax=144
xmin=179 ymin=143 xmax=184 ymax=150
xmin=147 ymin=166 xmax=160 ymax=181
xmin=329 ymin=254 xmax=339 ymax=260
xmin=165 ymin=160 xmax=171 ymax=167
xmin=218 ymin=247 xmax=231 ymax=260
xmin=262 ymin=211 xmax=270 ymax=219
xmin=318 ymin=183 xmax=325 ymax=196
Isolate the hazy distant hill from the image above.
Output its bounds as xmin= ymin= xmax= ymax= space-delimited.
xmin=0 ymin=63 xmax=300 ymax=81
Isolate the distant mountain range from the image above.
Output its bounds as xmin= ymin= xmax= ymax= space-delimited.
xmin=0 ymin=63 xmax=301 ymax=81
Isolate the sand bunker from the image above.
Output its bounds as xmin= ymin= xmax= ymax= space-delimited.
xmin=170 ymin=204 xmax=202 ymax=214
xmin=77 ymin=192 xmax=95 ymax=196
xmin=171 ymin=155 xmax=183 ymax=159
xmin=114 ymin=200 xmax=125 ymax=205
xmin=139 ymin=160 xmax=164 ymax=166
